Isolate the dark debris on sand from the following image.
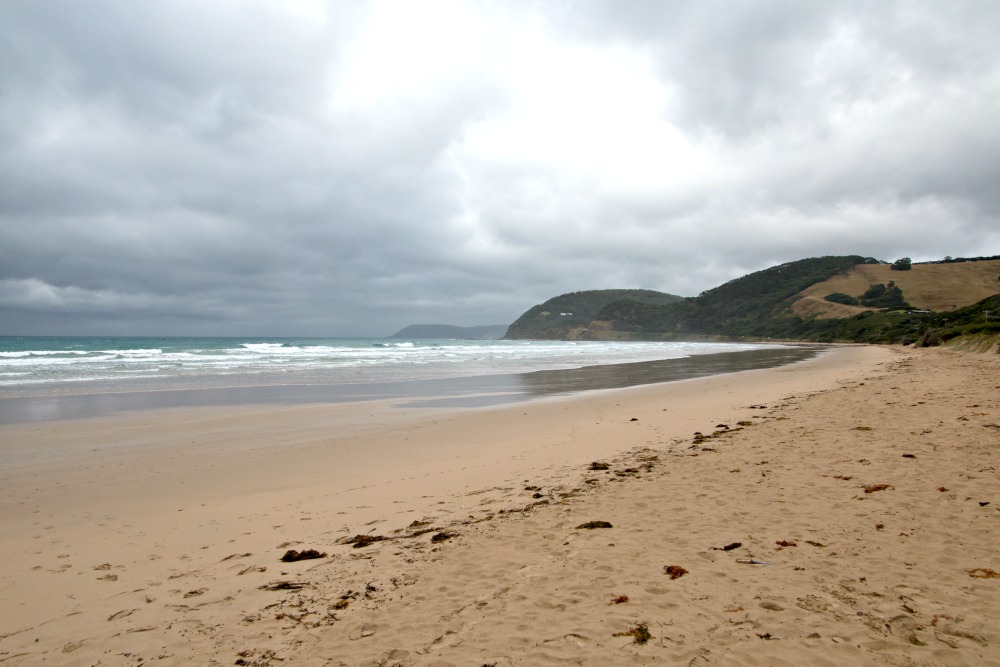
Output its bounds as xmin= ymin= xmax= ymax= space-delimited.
xmin=259 ymin=581 xmax=308 ymax=591
xmin=664 ymin=565 xmax=688 ymax=579
xmin=280 ymin=549 xmax=326 ymax=562
xmin=614 ymin=623 xmax=652 ymax=645
xmin=343 ymin=535 xmax=388 ymax=548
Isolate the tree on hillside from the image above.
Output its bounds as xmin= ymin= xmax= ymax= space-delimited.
xmin=857 ymin=281 xmax=909 ymax=309
xmin=891 ymin=257 xmax=912 ymax=271
xmin=825 ymin=292 xmax=859 ymax=305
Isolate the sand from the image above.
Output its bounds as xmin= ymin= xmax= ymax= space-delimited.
xmin=1 ymin=344 xmax=998 ymax=665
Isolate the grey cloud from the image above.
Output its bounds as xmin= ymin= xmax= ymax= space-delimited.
xmin=1 ymin=1 xmax=998 ymax=336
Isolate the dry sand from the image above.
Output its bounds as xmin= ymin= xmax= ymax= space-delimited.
xmin=1 ymin=345 xmax=998 ymax=666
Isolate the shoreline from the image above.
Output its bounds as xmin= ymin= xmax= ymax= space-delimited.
xmin=2 ymin=345 xmax=998 ymax=665
xmin=0 ymin=344 xmax=820 ymax=423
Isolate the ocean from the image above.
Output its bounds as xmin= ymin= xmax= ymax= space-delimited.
xmin=0 ymin=336 xmax=820 ymax=422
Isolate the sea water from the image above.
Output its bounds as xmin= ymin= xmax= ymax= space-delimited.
xmin=0 ymin=336 xmax=782 ymax=394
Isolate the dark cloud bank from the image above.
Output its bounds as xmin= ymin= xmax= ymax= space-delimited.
xmin=2 ymin=1 xmax=998 ymax=336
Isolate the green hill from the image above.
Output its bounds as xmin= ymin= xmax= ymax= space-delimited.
xmin=783 ymin=291 xmax=1000 ymax=346
xmin=504 ymin=289 xmax=683 ymax=339
xmin=505 ymin=255 xmax=1000 ymax=346
xmin=591 ymin=256 xmax=879 ymax=339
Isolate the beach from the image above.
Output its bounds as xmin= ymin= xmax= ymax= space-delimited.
xmin=1 ymin=344 xmax=998 ymax=665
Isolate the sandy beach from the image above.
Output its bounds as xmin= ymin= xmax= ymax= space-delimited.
xmin=1 ymin=344 xmax=999 ymax=666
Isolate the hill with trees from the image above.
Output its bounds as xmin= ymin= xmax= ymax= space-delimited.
xmin=504 ymin=256 xmax=1000 ymax=347
xmin=504 ymin=289 xmax=684 ymax=339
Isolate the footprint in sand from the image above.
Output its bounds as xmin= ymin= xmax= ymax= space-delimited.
xmin=688 ymin=648 xmax=715 ymax=666
xmin=107 ymin=609 xmax=135 ymax=621
xmin=61 ymin=640 xmax=84 ymax=653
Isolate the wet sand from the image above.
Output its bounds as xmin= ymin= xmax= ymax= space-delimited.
xmin=1 ymin=344 xmax=998 ymax=665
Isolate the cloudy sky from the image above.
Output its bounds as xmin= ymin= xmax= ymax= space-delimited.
xmin=2 ymin=1 xmax=999 ymax=336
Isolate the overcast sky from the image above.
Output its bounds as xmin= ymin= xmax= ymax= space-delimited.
xmin=2 ymin=1 xmax=999 ymax=336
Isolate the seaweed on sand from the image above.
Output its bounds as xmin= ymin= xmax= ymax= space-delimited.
xmin=259 ymin=581 xmax=307 ymax=591
xmin=280 ymin=549 xmax=326 ymax=562
xmin=576 ymin=521 xmax=613 ymax=529
xmin=614 ymin=623 xmax=652 ymax=645
xmin=664 ymin=565 xmax=688 ymax=579
xmin=343 ymin=535 xmax=387 ymax=548
xmin=968 ymin=568 xmax=1000 ymax=578
xmin=864 ymin=483 xmax=894 ymax=494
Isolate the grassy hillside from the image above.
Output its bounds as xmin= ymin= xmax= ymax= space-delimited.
xmin=913 ymin=292 xmax=1000 ymax=345
xmin=793 ymin=292 xmax=1000 ymax=345
xmin=504 ymin=289 xmax=683 ymax=339
xmin=797 ymin=259 xmax=1000 ymax=317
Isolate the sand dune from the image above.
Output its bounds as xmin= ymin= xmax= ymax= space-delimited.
xmin=1 ymin=345 xmax=998 ymax=665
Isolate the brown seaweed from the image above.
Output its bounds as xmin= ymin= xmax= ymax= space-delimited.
xmin=344 ymin=535 xmax=387 ymax=548
xmin=280 ymin=549 xmax=326 ymax=562
xmin=968 ymin=568 xmax=1000 ymax=578
xmin=259 ymin=581 xmax=307 ymax=591
xmin=614 ymin=623 xmax=652 ymax=644
xmin=664 ymin=565 xmax=688 ymax=579
xmin=864 ymin=483 xmax=894 ymax=493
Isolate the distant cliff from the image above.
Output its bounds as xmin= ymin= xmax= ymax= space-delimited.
xmin=389 ymin=324 xmax=509 ymax=339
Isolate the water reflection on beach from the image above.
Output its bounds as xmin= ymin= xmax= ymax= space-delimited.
xmin=397 ymin=346 xmax=822 ymax=408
